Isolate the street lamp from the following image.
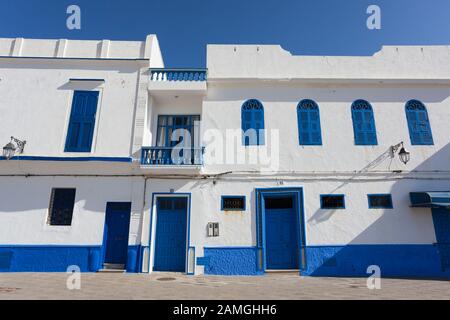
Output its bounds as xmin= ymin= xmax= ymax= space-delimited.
xmin=391 ymin=141 xmax=410 ymax=165
xmin=2 ymin=137 xmax=26 ymax=160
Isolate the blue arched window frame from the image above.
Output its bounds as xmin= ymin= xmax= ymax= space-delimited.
xmin=405 ymin=100 xmax=433 ymax=145
xmin=297 ymin=99 xmax=322 ymax=145
xmin=241 ymin=99 xmax=265 ymax=146
xmin=351 ymin=99 xmax=378 ymax=146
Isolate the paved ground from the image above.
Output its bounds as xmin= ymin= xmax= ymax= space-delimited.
xmin=0 ymin=272 xmax=449 ymax=300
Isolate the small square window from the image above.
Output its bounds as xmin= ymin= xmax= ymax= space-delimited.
xmin=368 ymin=194 xmax=393 ymax=209
xmin=48 ymin=188 xmax=76 ymax=226
xmin=221 ymin=196 xmax=246 ymax=211
xmin=320 ymin=195 xmax=345 ymax=209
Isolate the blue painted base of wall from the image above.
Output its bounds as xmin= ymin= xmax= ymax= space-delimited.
xmin=0 ymin=245 xmax=142 ymax=273
xmin=202 ymin=247 xmax=263 ymax=276
xmin=303 ymin=244 xmax=450 ymax=278
xmin=200 ymin=245 xmax=450 ymax=278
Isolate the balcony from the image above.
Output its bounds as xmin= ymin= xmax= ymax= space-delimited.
xmin=141 ymin=147 xmax=204 ymax=171
xmin=148 ymin=68 xmax=207 ymax=95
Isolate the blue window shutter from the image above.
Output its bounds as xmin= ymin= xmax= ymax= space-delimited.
xmin=241 ymin=99 xmax=265 ymax=146
xmin=65 ymin=91 xmax=99 ymax=152
xmin=351 ymin=100 xmax=377 ymax=146
xmin=297 ymin=99 xmax=322 ymax=145
xmin=406 ymin=100 xmax=433 ymax=145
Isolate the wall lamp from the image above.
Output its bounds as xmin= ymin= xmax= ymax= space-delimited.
xmin=2 ymin=136 xmax=26 ymax=160
xmin=390 ymin=141 xmax=410 ymax=165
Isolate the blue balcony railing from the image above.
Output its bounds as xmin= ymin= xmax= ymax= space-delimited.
xmin=141 ymin=147 xmax=205 ymax=166
xmin=150 ymin=68 xmax=207 ymax=82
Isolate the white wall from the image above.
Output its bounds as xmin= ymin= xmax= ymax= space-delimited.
xmin=0 ymin=176 xmax=144 ymax=245
xmin=0 ymin=59 xmax=143 ymax=159
xmin=207 ymin=45 xmax=450 ymax=80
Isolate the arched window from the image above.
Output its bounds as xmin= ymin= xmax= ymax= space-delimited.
xmin=242 ymin=99 xmax=265 ymax=146
xmin=405 ymin=100 xmax=433 ymax=145
xmin=297 ymin=99 xmax=322 ymax=145
xmin=351 ymin=99 xmax=378 ymax=145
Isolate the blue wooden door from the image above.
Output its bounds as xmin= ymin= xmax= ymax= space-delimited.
xmin=265 ymin=197 xmax=299 ymax=269
xmin=154 ymin=197 xmax=187 ymax=272
xmin=103 ymin=203 xmax=131 ymax=265
xmin=432 ymin=208 xmax=450 ymax=270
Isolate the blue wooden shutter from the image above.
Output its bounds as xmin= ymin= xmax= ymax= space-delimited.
xmin=351 ymin=100 xmax=377 ymax=145
xmin=242 ymin=99 xmax=265 ymax=146
xmin=65 ymin=91 xmax=99 ymax=152
xmin=406 ymin=100 xmax=433 ymax=145
xmin=297 ymin=99 xmax=322 ymax=145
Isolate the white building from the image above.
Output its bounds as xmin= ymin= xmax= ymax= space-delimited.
xmin=1 ymin=37 xmax=450 ymax=278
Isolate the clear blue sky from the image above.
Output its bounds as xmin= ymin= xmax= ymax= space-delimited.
xmin=1 ymin=0 xmax=449 ymax=67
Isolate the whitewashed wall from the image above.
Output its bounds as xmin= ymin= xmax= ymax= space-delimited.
xmin=201 ymin=83 xmax=450 ymax=174
xmin=0 ymin=176 xmax=144 ymax=245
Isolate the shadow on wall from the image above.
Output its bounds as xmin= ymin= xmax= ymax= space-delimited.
xmin=305 ymin=142 xmax=450 ymax=279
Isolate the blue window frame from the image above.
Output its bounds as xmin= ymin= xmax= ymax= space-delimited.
xmin=405 ymin=100 xmax=433 ymax=145
xmin=351 ymin=100 xmax=377 ymax=145
xmin=156 ymin=115 xmax=200 ymax=148
xmin=297 ymin=99 xmax=322 ymax=145
xmin=242 ymin=99 xmax=265 ymax=146
xmin=368 ymin=194 xmax=393 ymax=209
xmin=65 ymin=90 xmax=99 ymax=152
xmin=221 ymin=196 xmax=246 ymax=211
xmin=320 ymin=194 xmax=345 ymax=209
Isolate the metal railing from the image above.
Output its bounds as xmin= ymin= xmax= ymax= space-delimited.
xmin=149 ymin=68 xmax=207 ymax=82
xmin=141 ymin=146 xmax=204 ymax=166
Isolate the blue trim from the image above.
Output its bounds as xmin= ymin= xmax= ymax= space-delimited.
xmin=196 ymin=256 xmax=210 ymax=266
xmin=126 ymin=245 xmax=142 ymax=273
xmin=320 ymin=194 xmax=346 ymax=209
xmin=148 ymin=192 xmax=192 ymax=275
xmin=0 ymin=156 xmax=132 ymax=163
xmin=0 ymin=245 xmax=103 ymax=272
xmin=221 ymin=195 xmax=246 ymax=211
xmin=242 ymin=99 xmax=265 ymax=146
xmin=0 ymin=238 xmax=141 ymax=273
xmin=405 ymin=99 xmax=434 ymax=145
xmin=367 ymin=194 xmax=394 ymax=209
xmin=351 ymin=99 xmax=378 ymax=146
xmin=297 ymin=99 xmax=323 ymax=146
xmin=303 ymin=244 xmax=450 ymax=278
xmin=150 ymin=68 xmax=207 ymax=81
xmin=255 ymin=187 xmax=307 ymax=274
xmin=410 ymin=191 xmax=450 ymax=208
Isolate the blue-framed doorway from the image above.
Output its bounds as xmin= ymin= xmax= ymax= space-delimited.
xmin=148 ymin=193 xmax=193 ymax=275
xmin=255 ymin=187 xmax=307 ymax=274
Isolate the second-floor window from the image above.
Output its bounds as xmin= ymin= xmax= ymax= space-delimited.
xmin=351 ymin=99 xmax=378 ymax=146
xmin=64 ymin=90 xmax=99 ymax=153
xmin=297 ymin=99 xmax=322 ymax=145
xmin=242 ymin=99 xmax=265 ymax=146
xmin=405 ymin=100 xmax=433 ymax=145
xmin=156 ymin=115 xmax=200 ymax=148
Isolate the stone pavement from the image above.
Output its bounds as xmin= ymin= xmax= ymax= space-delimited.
xmin=0 ymin=272 xmax=449 ymax=300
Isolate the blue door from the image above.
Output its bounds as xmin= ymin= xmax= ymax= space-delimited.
xmin=154 ymin=197 xmax=188 ymax=272
xmin=103 ymin=202 xmax=131 ymax=265
xmin=265 ymin=196 xmax=299 ymax=269
xmin=432 ymin=208 xmax=450 ymax=270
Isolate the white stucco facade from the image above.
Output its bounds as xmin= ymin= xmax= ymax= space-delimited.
xmin=1 ymin=38 xmax=449 ymax=277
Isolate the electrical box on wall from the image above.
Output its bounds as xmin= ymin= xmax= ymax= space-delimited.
xmin=207 ymin=222 xmax=219 ymax=237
